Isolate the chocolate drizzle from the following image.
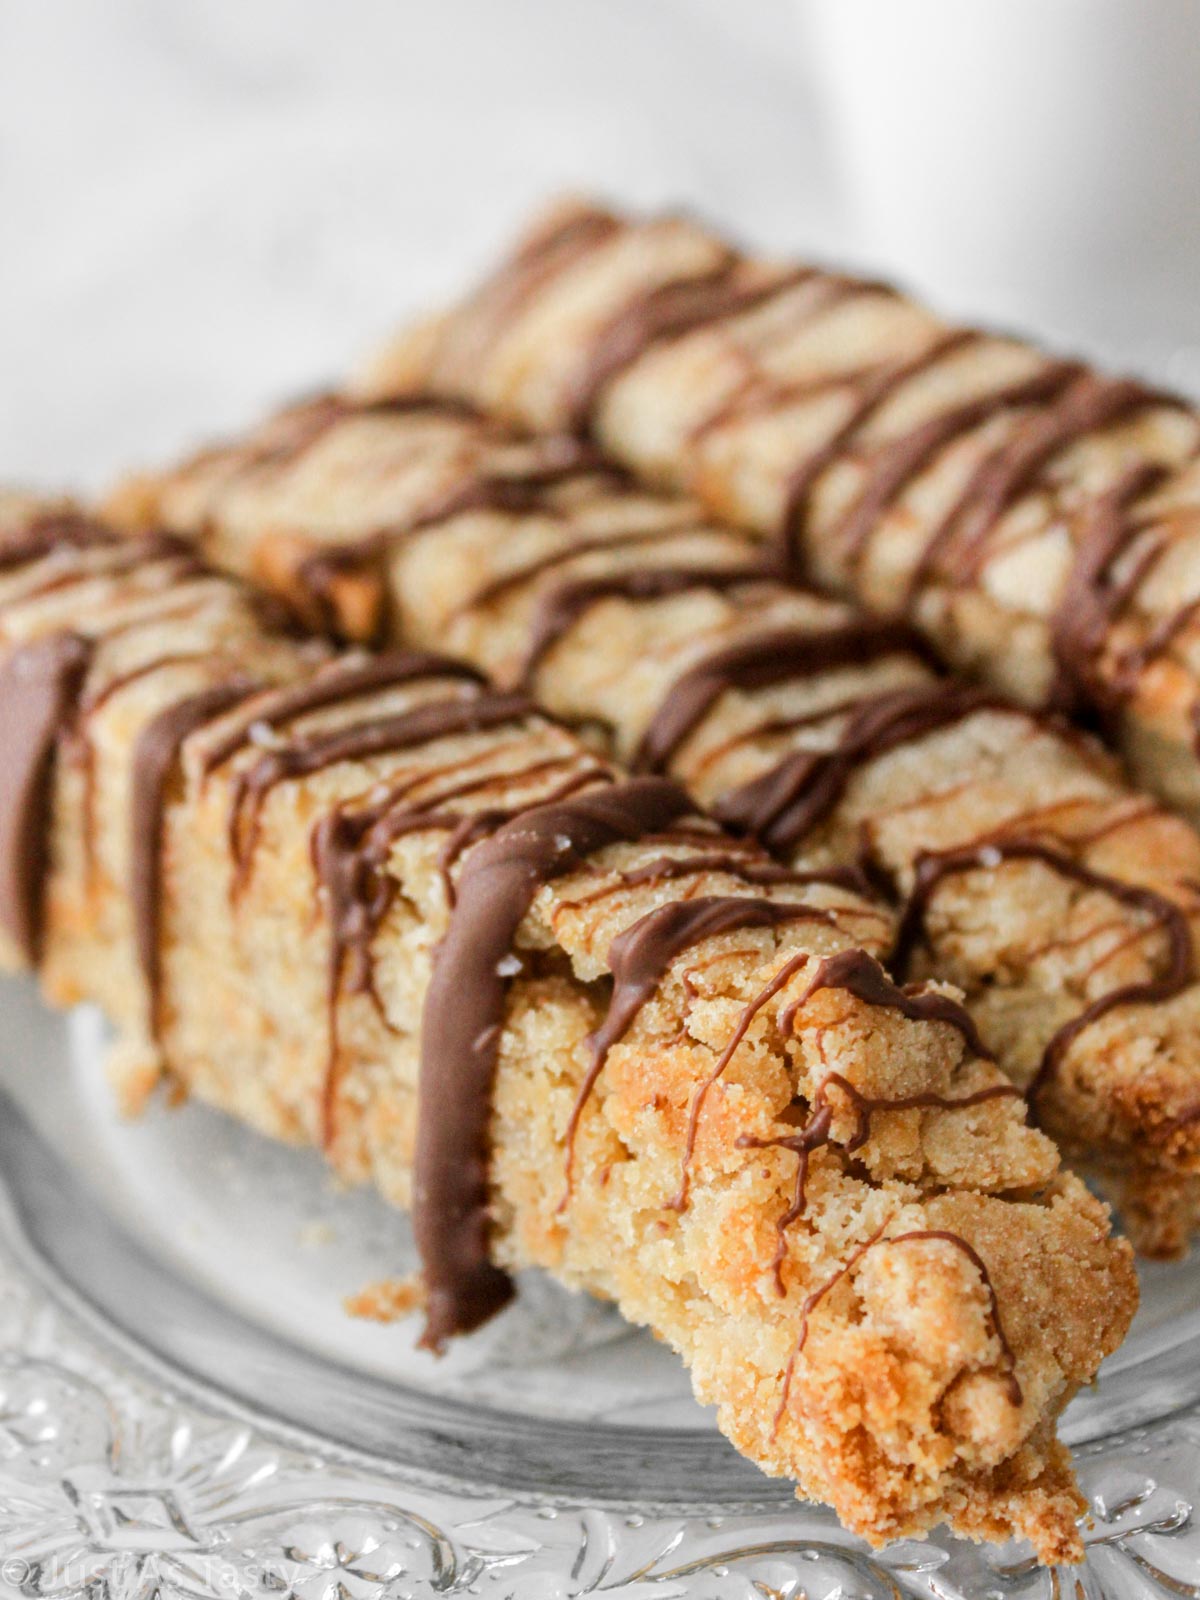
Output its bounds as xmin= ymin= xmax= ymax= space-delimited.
xmin=455 ymin=512 xmax=711 ymax=621
xmin=519 ymin=563 xmax=769 ymax=689
xmin=0 ymin=510 xmax=115 ymax=574
xmin=712 ymin=682 xmax=1003 ymax=854
xmin=293 ymin=442 xmax=604 ymax=640
xmin=201 ymin=651 xmax=482 ymax=776
xmin=740 ymin=1069 xmax=1019 ymax=1293
xmin=563 ymin=263 xmax=815 ymax=434
xmin=919 ymin=374 xmax=1159 ymax=588
xmin=228 ymin=687 xmax=533 ymax=882
xmin=0 ymin=634 xmax=93 ymax=962
xmin=782 ymin=947 xmax=993 ymax=1060
xmin=130 ymin=680 xmax=260 ymax=1035
xmin=772 ymin=1225 xmax=1021 ymax=1435
xmin=673 ymin=942 xmax=993 ymax=1233
xmin=630 ymin=618 xmax=926 ymax=775
xmin=835 ymin=364 xmax=1083 ymax=579
xmin=890 ymin=837 xmax=1195 ymax=1107
xmin=416 ymin=775 xmax=693 ymax=1350
xmin=448 ymin=206 xmax=623 ymax=369
xmin=312 ymin=761 xmax=612 ymax=1143
xmin=560 ymin=893 xmax=837 ymax=1199
xmin=1049 ymin=462 xmax=1170 ymax=715
xmin=780 ymin=329 xmax=978 ymax=569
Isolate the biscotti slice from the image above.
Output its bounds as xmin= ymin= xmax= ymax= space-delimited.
xmin=111 ymin=396 xmax=1200 ymax=1256
xmin=361 ymin=198 xmax=1200 ymax=824
xmin=0 ymin=499 xmax=1136 ymax=1560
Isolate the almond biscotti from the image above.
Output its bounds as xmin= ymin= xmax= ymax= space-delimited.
xmin=0 ymin=496 xmax=1134 ymax=1560
xmin=363 ymin=198 xmax=1200 ymax=824
xmin=111 ymin=397 xmax=1200 ymax=1256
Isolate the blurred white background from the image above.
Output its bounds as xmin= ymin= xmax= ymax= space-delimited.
xmin=4 ymin=0 xmax=1199 ymax=492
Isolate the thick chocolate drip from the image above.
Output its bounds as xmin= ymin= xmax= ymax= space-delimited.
xmin=561 ymin=893 xmax=837 ymax=1197
xmin=312 ymin=753 xmax=611 ymax=1145
xmin=416 ymin=775 xmax=693 ymax=1350
xmin=890 ymin=837 xmax=1195 ymax=1107
xmin=130 ymin=681 xmax=260 ymax=1035
xmin=201 ymin=651 xmax=482 ymax=775
xmin=519 ymin=564 xmax=768 ymax=688
xmin=0 ymin=634 xmax=93 ymax=962
xmin=229 ymin=688 xmax=534 ymax=879
xmin=1049 ymin=463 xmax=1170 ymax=715
xmin=631 ymin=618 xmax=925 ymax=775
xmin=713 ymin=682 xmax=1002 ymax=854
xmin=563 ymin=263 xmax=815 ymax=434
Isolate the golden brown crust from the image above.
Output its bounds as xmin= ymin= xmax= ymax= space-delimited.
xmin=0 ymin=498 xmax=1137 ymax=1559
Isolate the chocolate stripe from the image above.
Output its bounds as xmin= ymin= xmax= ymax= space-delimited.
xmin=564 ymin=263 xmax=816 ymax=433
xmin=561 ymin=893 xmax=837 ymax=1197
xmin=0 ymin=511 xmax=115 ymax=573
xmin=201 ymin=650 xmax=482 ymax=775
xmin=519 ymin=563 xmax=768 ymax=688
xmin=229 ymin=688 xmax=534 ymax=879
xmin=1049 ymin=462 xmax=1170 ymax=715
xmin=713 ymin=683 xmax=1004 ymax=853
xmin=631 ymin=618 xmax=926 ymax=775
xmin=836 ymin=364 xmax=1082 ymax=578
xmin=416 ymin=775 xmax=693 ymax=1350
xmin=0 ymin=634 xmax=93 ymax=962
xmin=784 ymin=946 xmax=993 ymax=1061
xmin=891 ymin=837 xmax=1196 ymax=1108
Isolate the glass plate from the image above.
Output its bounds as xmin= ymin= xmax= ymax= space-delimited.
xmin=1 ymin=977 xmax=1199 ymax=1600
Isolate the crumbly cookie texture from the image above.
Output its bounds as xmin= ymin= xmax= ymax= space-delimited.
xmin=360 ymin=196 xmax=1200 ymax=824
xmin=0 ymin=500 xmax=1136 ymax=1561
xmin=111 ymin=396 xmax=1200 ymax=1256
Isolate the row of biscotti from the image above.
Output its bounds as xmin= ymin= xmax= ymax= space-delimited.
xmin=111 ymin=395 xmax=1200 ymax=1257
xmin=363 ymin=198 xmax=1200 ymax=824
xmin=0 ymin=493 xmax=1133 ymax=1560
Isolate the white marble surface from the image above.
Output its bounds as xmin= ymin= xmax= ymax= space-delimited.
xmin=3 ymin=0 xmax=1198 ymax=499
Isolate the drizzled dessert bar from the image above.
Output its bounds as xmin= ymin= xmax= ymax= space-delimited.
xmin=112 ymin=395 xmax=1200 ymax=1255
xmin=0 ymin=494 xmax=1136 ymax=1559
xmin=364 ymin=198 xmax=1200 ymax=823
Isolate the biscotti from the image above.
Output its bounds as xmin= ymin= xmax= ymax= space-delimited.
xmin=363 ymin=198 xmax=1200 ymax=824
xmin=0 ymin=495 xmax=1135 ymax=1559
xmin=111 ymin=396 xmax=1200 ymax=1256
